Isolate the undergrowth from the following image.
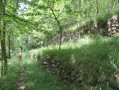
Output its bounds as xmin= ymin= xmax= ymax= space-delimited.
xmin=23 ymin=52 xmax=67 ymax=90
xmin=30 ymin=35 xmax=119 ymax=89
xmin=0 ymin=56 xmax=21 ymax=90
xmin=0 ymin=52 xmax=66 ymax=90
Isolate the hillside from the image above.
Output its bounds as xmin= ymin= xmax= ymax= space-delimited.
xmin=30 ymin=35 xmax=119 ymax=89
xmin=1 ymin=0 xmax=119 ymax=90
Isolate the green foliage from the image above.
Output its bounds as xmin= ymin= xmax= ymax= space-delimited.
xmin=30 ymin=35 xmax=119 ymax=89
xmin=0 ymin=51 xmax=66 ymax=90
xmin=1 ymin=0 xmax=119 ymax=89
xmin=4 ymin=0 xmax=119 ymax=51
xmin=0 ymin=56 xmax=20 ymax=89
xmin=23 ymin=57 xmax=66 ymax=90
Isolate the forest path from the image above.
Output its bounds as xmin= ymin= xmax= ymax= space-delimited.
xmin=16 ymin=66 xmax=25 ymax=90
xmin=14 ymin=52 xmax=66 ymax=90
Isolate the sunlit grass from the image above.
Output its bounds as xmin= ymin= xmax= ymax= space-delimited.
xmin=30 ymin=35 xmax=119 ymax=89
xmin=0 ymin=56 xmax=21 ymax=90
xmin=0 ymin=51 xmax=67 ymax=90
xmin=23 ymin=53 xmax=66 ymax=90
xmin=1 ymin=35 xmax=119 ymax=89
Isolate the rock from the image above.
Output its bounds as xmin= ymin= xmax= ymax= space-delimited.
xmin=108 ymin=15 xmax=119 ymax=36
xmin=42 ymin=56 xmax=84 ymax=88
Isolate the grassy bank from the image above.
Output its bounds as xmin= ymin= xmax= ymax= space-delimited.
xmin=1 ymin=35 xmax=119 ymax=89
xmin=30 ymin=35 xmax=119 ymax=89
xmin=23 ymin=53 xmax=66 ymax=90
xmin=0 ymin=52 xmax=66 ymax=90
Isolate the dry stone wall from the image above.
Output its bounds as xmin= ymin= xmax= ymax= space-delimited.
xmin=108 ymin=15 xmax=119 ymax=36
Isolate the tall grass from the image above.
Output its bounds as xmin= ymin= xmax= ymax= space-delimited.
xmin=30 ymin=35 xmax=119 ymax=89
xmin=0 ymin=51 xmax=66 ymax=90
xmin=23 ymin=52 xmax=67 ymax=90
xmin=0 ymin=56 xmax=21 ymax=90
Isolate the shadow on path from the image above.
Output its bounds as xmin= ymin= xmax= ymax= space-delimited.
xmin=16 ymin=66 xmax=25 ymax=90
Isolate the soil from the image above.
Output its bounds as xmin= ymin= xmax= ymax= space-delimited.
xmin=16 ymin=66 xmax=25 ymax=90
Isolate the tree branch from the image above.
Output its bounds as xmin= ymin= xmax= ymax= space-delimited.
xmin=56 ymin=11 xmax=65 ymax=19
xmin=38 ymin=16 xmax=54 ymax=22
xmin=5 ymin=11 xmax=37 ymax=25
xmin=49 ymin=7 xmax=63 ymax=49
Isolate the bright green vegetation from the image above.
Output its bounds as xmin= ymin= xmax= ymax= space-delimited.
xmin=0 ymin=52 xmax=66 ymax=90
xmin=32 ymin=35 xmax=119 ymax=64
xmin=0 ymin=57 xmax=20 ymax=89
xmin=1 ymin=0 xmax=119 ymax=89
xmin=1 ymin=35 xmax=119 ymax=89
xmin=24 ymin=64 xmax=66 ymax=90
xmin=30 ymin=35 xmax=119 ymax=89
xmin=23 ymin=53 xmax=66 ymax=90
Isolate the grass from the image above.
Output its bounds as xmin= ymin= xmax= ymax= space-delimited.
xmin=1 ymin=35 xmax=119 ymax=89
xmin=0 ymin=56 xmax=21 ymax=90
xmin=30 ymin=35 xmax=119 ymax=89
xmin=0 ymin=52 xmax=66 ymax=90
xmin=40 ymin=35 xmax=119 ymax=63
xmin=23 ymin=53 xmax=66 ymax=90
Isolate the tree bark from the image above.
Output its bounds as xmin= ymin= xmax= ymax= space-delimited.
xmin=79 ymin=0 xmax=82 ymax=16
xmin=49 ymin=7 xmax=63 ymax=49
xmin=94 ymin=0 xmax=99 ymax=33
xmin=1 ymin=24 xmax=7 ymax=75
xmin=96 ymin=0 xmax=99 ymax=14
xmin=8 ymin=34 xmax=11 ymax=58
xmin=0 ymin=19 xmax=4 ymax=76
xmin=0 ymin=0 xmax=7 ymax=75
xmin=0 ymin=0 xmax=3 ymax=76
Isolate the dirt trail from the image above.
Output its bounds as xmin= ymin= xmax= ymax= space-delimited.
xmin=16 ymin=66 xmax=25 ymax=90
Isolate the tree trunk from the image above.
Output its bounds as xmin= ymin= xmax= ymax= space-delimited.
xmin=79 ymin=0 xmax=82 ymax=16
xmin=49 ymin=7 xmax=63 ymax=49
xmin=94 ymin=0 xmax=99 ymax=33
xmin=1 ymin=0 xmax=7 ymax=75
xmin=2 ymin=23 xmax=7 ymax=75
xmin=96 ymin=0 xmax=99 ymax=14
xmin=8 ymin=34 xmax=11 ymax=58
xmin=0 ymin=24 xmax=6 ymax=76
xmin=0 ymin=0 xmax=4 ymax=76
xmin=0 ymin=20 xmax=4 ymax=76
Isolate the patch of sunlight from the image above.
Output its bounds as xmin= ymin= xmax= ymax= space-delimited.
xmin=69 ymin=24 xmax=78 ymax=31
xmin=28 ymin=0 xmax=32 ymax=2
xmin=30 ymin=36 xmax=93 ymax=58
xmin=79 ymin=36 xmax=92 ymax=45
xmin=70 ymin=54 xmax=76 ymax=64
xmin=67 ymin=20 xmax=90 ymax=32
xmin=24 ymin=59 xmax=33 ymax=65
xmin=26 ymin=71 xmax=34 ymax=74
xmin=38 ymin=0 xmax=44 ymax=5
xmin=67 ymin=36 xmax=92 ymax=49
xmin=24 ymin=16 xmax=28 ymax=19
xmin=26 ymin=82 xmax=34 ymax=87
xmin=8 ymin=58 xmax=19 ymax=66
